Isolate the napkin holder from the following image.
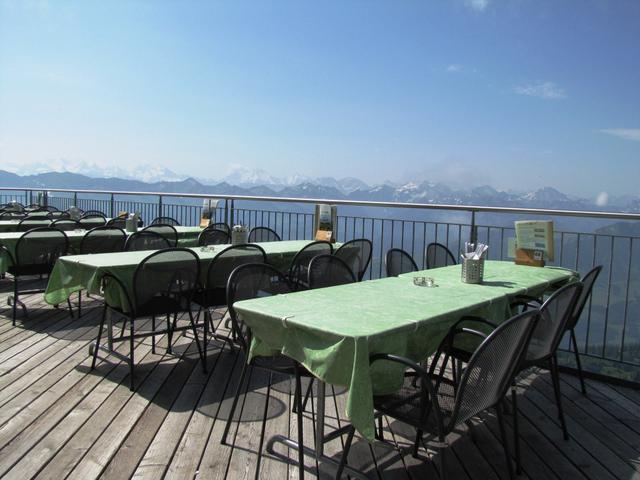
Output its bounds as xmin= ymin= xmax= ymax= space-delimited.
xmin=231 ymin=225 xmax=249 ymax=245
xmin=515 ymin=248 xmax=545 ymax=267
xmin=461 ymin=257 xmax=484 ymax=284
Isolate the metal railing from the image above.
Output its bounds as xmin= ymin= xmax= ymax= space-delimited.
xmin=1 ymin=186 xmax=640 ymax=385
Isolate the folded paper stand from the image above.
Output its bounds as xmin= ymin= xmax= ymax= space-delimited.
xmin=515 ymin=248 xmax=545 ymax=267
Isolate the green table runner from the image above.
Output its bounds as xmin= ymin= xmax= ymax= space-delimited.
xmin=233 ymin=261 xmax=577 ymax=440
xmin=43 ymin=240 xmax=317 ymax=309
xmin=0 ymin=226 xmax=204 ymax=274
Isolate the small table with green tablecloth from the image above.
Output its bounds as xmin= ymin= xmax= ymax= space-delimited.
xmin=43 ymin=240 xmax=322 ymax=309
xmin=0 ymin=226 xmax=205 ymax=274
xmin=232 ymin=260 xmax=577 ymax=475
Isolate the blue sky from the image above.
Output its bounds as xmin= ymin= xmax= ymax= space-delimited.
xmin=0 ymin=0 xmax=638 ymax=197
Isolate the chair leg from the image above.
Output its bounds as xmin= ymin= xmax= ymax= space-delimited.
xmin=151 ymin=315 xmax=156 ymax=354
xmin=67 ymin=298 xmax=74 ymax=319
xmin=496 ymin=406 xmax=515 ymax=480
xmin=550 ymin=356 xmax=569 ymax=440
xmin=377 ymin=416 xmax=384 ymax=441
xmin=294 ymin=368 xmax=305 ymax=480
xmin=12 ymin=277 xmax=18 ymax=326
xmin=166 ymin=314 xmax=173 ymax=354
xmin=335 ymin=426 xmax=355 ymax=479
xmin=437 ymin=442 xmax=448 ymax=480
xmin=78 ymin=290 xmax=82 ymax=318
xmin=221 ymin=359 xmax=249 ymax=445
xmin=511 ymin=385 xmax=522 ymax=474
xmin=129 ymin=317 xmax=135 ymax=391
xmin=571 ymin=329 xmax=587 ymax=395
xmin=187 ymin=310 xmax=206 ymax=373
xmin=91 ymin=304 xmax=107 ymax=369
xmin=294 ymin=377 xmax=314 ymax=414
xmin=412 ymin=429 xmax=423 ymax=458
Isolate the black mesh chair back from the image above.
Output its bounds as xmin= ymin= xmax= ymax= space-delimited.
xmin=202 ymin=244 xmax=267 ymax=307
xmin=81 ymin=210 xmax=106 ymax=217
xmin=16 ymin=218 xmax=51 ymax=232
xmin=525 ymin=282 xmax=583 ymax=364
xmin=568 ymin=266 xmax=602 ymax=331
xmin=51 ymin=219 xmax=80 ymax=231
xmin=11 ymin=228 xmax=69 ymax=276
xmin=308 ymin=254 xmax=356 ymax=289
xmin=198 ymin=227 xmax=230 ymax=246
xmin=106 ymin=217 xmax=127 ymax=229
xmin=125 ymin=231 xmax=171 ymax=251
xmin=132 ymin=248 xmax=200 ymax=317
xmin=143 ymin=224 xmax=178 ymax=247
xmin=78 ymin=214 xmax=107 ymax=230
xmin=210 ymin=222 xmax=230 ymax=234
xmin=334 ymin=238 xmax=372 ymax=281
xmin=248 ymin=226 xmax=281 ymax=243
xmin=287 ymin=240 xmax=333 ymax=290
xmin=80 ymin=226 xmax=127 ymax=254
xmin=450 ymin=309 xmax=539 ymax=428
xmin=425 ymin=242 xmax=456 ymax=269
xmin=227 ymin=263 xmax=292 ymax=352
xmin=151 ymin=216 xmax=180 ymax=226
xmin=44 ymin=205 xmax=59 ymax=212
xmin=385 ymin=248 xmax=419 ymax=277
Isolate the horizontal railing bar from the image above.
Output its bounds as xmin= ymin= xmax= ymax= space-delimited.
xmin=2 ymin=186 xmax=639 ymax=221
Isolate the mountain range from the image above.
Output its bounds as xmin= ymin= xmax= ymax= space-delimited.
xmin=0 ymin=168 xmax=638 ymax=213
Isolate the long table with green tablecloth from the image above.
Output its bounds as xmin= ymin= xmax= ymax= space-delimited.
xmin=43 ymin=240 xmax=318 ymax=309
xmin=233 ymin=261 xmax=577 ymax=440
xmin=0 ymin=226 xmax=204 ymax=274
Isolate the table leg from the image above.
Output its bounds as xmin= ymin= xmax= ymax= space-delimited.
xmin=266 ymin=379 xmax=369 ymax=479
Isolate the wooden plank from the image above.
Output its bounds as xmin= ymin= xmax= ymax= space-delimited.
xmin=39 ymin=332 xmax=188 ymax=480
xmin=165 ymin=347 xmax=241 ymax=478
xmin=98 ymin=343 xmax=203 ymax=479
xmin=0 ymin=318 xmax=157 ymax=477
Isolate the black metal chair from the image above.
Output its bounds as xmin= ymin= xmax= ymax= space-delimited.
xmin=438 ymin=282 xmax=583 ymax=473
xmin=50 ymin=219 xmax=80 ymax=231
xmin=143 ymin=224 xmax=178 ymax=247
xmin=81 ymin=210 xmax=106 ymax=217
xmin=16 ymin=218 xmax=51 ymax=232
xmin=193 ymin=244 xmax=266 ymax=337
xmin=1 ymin=227 xmax=71 ymax=325
xmin=334 ymin=238 xmax=372 ymax=281
xmin=78 ymin=214 xmax=107 ymax=229
xmin=210 ymin=222 xmax=230 ymax=234
xmin=43 ymin=205 xmax=60 ymax=212
xmin=385 ymin=248 xmax=419 ymax=277
xmin=80 ymin=226 xmax=127 ymax=254
xmin=125 ymin=231 xmax=171 ymax=251
xmin=425 ymin=242 xmax=456 ymax=269
xmin=248 ymin=226 xmax=281 ymax=243
xmin=90 ymin=248 xmax=207 ymax=390
xmin=287 ymin=240 xmax=333 ymax=290
xmin=151 ymin=216 xmax=181 ymax=226
xmin=106 ymin=217 xmax=127 ymax=229
xmin=307 ymin=254 xmax=356 ymax=289
xmin=198 ymin=226 xmax=230 ymax=246
xmin=221 ymin=262 xmax=310 ymax=479
xmin=565 ymin=266 xmax=602 ymax=394
xmin=335 ymin=309 xmax=540 ymax=480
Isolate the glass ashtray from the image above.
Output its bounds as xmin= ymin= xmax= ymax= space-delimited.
xmin=413 ymin=276 xmax=436 ymax=287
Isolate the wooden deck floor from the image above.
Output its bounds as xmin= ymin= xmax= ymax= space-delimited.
xmin=0 ymin=279 xmax=639 ymax=480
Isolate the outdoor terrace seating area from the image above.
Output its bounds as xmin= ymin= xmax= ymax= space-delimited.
xmin=0 ymin=285 xmax=639 ymax=479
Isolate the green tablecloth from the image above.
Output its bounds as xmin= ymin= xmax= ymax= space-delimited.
xmin=233 ymin=261 xmax=578 ymax=440
xmin=0 ymin=220 xmax=21 ymax=232
xmin=43 ymin=240 xmax=317 ymax=309
xmin=0 ymin=226 xmax=203 ymax=274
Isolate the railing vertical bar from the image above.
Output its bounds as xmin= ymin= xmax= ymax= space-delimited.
xmin=619 ymin=237 xmax=634 ymax=362
xmin=602 ymin=236 xmax=615 ymax=359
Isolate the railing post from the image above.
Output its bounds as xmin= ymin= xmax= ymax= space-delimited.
xmin=158 ymin=195 xmax=163 ymax=217
xmin=110 ymin=193 xmax=115 ymax=217
xmin=44 ymin=191 xmax=49 ymax=207
xmin=73 ymin=191 xmax=78 ymax=207
xmin=230 ymin=199 xmax=235 ymax=226
xmin=470 ymin=210 xmax=478 ymax=245
xmin=224 ymin=198 xmax=229 ymax=226
xmin=25 ymin=189 xmax=29 ymax=205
